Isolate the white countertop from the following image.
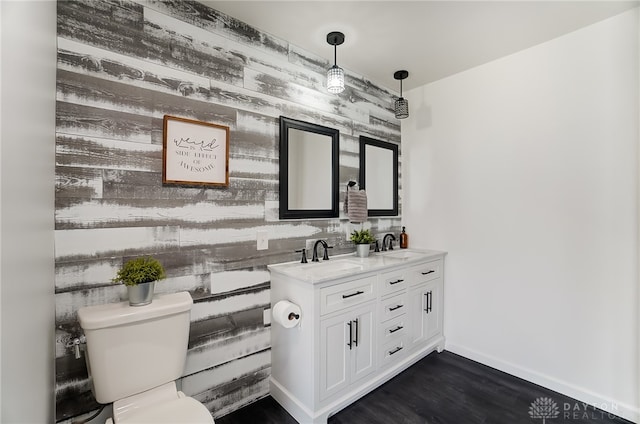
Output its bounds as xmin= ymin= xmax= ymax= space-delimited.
xmin=268 ymin=248 xmax=446 ymax=284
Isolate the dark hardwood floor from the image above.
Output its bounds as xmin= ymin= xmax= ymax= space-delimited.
xmin=217 ymin=351 xmax=632 ymax=424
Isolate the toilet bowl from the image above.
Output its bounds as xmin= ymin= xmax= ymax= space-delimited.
xmin=78 ymin=292 xmax=215 ymax=423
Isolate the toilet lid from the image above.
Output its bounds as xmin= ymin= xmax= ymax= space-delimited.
xmin=119 ymin=397 xmax=214 ymax=423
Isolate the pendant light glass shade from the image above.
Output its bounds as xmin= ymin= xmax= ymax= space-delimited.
xmin=326 ymin=32 xmax=345 ymax=94
xmin=327 ymin=65 xmax=345 ymax=94
xmin=394 ymin=97 xmax=409 ymax=119
xmin=393 ymin=70 xmax=409 ymax=119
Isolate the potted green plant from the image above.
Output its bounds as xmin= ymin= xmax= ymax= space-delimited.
xmin=112 ymin=256 xmax=166 ymax=306
xmin=350 ymin=228 xmax=376 ymax=258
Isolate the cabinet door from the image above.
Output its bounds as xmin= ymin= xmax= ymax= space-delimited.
xmin=319 ymin=304 xmax=376 ymax=401
xmin=319 ymin=313 xmax=350 ymax=400
xmin=409 ymin=280 xmax=441 ymax=348
xmin=350 ymin=305 xmax=376 ymax=385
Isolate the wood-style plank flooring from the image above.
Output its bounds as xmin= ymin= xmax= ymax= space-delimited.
xmin=217 ymin=351 xmax=632 ymax=424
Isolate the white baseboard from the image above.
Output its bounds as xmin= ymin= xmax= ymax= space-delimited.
xmin=445 ymin=343 xmax=639 ymax=423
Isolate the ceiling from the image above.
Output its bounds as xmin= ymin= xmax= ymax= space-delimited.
xmin=204 ymin=1 xmax=638 ymax=92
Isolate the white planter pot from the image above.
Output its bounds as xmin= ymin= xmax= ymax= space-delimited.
xmin=355 ymin=244 xmax=371 ymax=258
xmin=127 ymin=281 xmax=155 ymax=306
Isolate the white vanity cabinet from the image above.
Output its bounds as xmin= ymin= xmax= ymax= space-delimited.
xmin=269 ymin=250 xmax=445 ymax=424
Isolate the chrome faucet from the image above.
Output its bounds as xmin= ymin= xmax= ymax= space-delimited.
xmin=312 ymin=239 xmax=332 ymax=262
xmin=382 ymin=233 xmax=396 ymax=251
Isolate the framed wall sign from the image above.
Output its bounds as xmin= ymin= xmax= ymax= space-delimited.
xmin=162 ymin=115 xmax=230 ymax=187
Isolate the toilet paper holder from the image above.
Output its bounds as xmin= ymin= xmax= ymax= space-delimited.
xmin=273 ymin=300 xmax=302 ymax=328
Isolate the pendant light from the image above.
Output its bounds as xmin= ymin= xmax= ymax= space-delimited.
xmin=326 ymin=31 xmax=345 ymax=94
xmin=394 ymin=70 xmax=409 ymax=119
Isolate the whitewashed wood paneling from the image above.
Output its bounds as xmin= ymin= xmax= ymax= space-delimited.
xmin=209 ymin=269 xmax=270 ymax=295
xmin=54 ymin=0 xmax=401 ymax=421
xmin=55 ymin=226 xmax=180 ymax=260
xmin=56 ymin=199 xmax=265 ymax=228
xmin=185 ymin=327 xmax=271 ymax=375
xmin=179 ymin=223 xmax=322 ymax=247
xmin=190 ymin=289 xmax=270 ymax=322
xmin=181 ymin=348 xmax=271 ymax=396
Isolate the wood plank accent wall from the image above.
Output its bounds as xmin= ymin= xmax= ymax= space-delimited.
xmin=54 ymin=0 xmax=402 ymax=421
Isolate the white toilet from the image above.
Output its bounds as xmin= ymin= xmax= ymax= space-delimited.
xmin=78 ymin=291 xmax=215 ymax=423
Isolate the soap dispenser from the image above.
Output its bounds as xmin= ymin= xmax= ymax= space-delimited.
xmin=400 ymin=226 xmax=409 ymax=249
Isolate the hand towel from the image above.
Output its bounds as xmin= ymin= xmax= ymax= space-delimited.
xmin=345 ymin=186 xmax=368 ymax=223
xmin=344 ymin=181 xmax=357 ymax=215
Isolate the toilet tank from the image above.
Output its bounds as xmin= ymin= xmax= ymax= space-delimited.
xmin=78 ymin=292 xmax=193 ymax=404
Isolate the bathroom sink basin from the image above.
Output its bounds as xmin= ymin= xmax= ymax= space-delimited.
xmin=274 ymin=259 xmax=364 ymax=282
xmin=350 ymin=255 xmax=403 ymax=266
xmin=381 ymin=250 xmax=426 ymax=261
xmin=302 ymin=261 xmax=363 ymax=278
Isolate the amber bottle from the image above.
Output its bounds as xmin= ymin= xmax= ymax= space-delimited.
xmin=400 ymin=226 xmax=409 ymax=249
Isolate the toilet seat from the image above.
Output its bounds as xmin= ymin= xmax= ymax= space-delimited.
xmin=116 ymin=396 xmax=214 ymax=423
xmin=109 ymin=382 xmax=214 ymax=424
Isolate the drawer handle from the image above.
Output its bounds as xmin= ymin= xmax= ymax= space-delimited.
xmin=389 ymin=325 xmax=404 ymax=334
xmin=342 ymin=290 xmax=364 ymax=299
xmin=388 ymin=304 xmax=404 ymax=312
xmin=421 ymin=270 xmax=435 ymax=275
xmin=389 ymin=346 xmax=403 ymax=356
xmin=389 ymin=279 xmax=404 ymax=285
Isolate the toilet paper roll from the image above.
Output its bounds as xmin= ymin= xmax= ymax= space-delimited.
xmin=273 ymin=300 xmax=301 ymax=329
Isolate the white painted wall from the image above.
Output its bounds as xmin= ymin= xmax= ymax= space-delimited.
xmin=404 ymin=8 xmax=639 ymax=422
xmin=0 ymin=1 xmax=56 ymax=422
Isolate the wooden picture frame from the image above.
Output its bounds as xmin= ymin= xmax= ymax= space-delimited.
xmin=162 ymin=115 xmax=230 ymax=187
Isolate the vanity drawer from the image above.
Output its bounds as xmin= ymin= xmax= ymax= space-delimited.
xmin=378 ymin=292 xmax=408 ymax=322
xmin=409 ymin=259 xmax=443 ymax=285
xmin=320 ymin=276 xmax=377 ymax=316
xmin=379 ymin=314 xmax=409 ymax=345
xmin=379 ymin=337 xmax=407 ymax=368
xmin=379 ymin=269 xmax=408 ymax=297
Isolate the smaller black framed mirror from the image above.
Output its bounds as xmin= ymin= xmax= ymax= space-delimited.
xmin=359 ymin=136 xmax=399 ymax=216
xmin=279 ymin=116 xmax=340 ymax=219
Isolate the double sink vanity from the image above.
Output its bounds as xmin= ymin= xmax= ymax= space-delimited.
xmin=268 ymin=248 xmax=446 ymax=423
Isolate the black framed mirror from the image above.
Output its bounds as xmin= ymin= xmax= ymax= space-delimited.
xmin=359 ymin=136 xmax=399 ymax=216
xmin=279 ymin=116 xmax=340 ymax=219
